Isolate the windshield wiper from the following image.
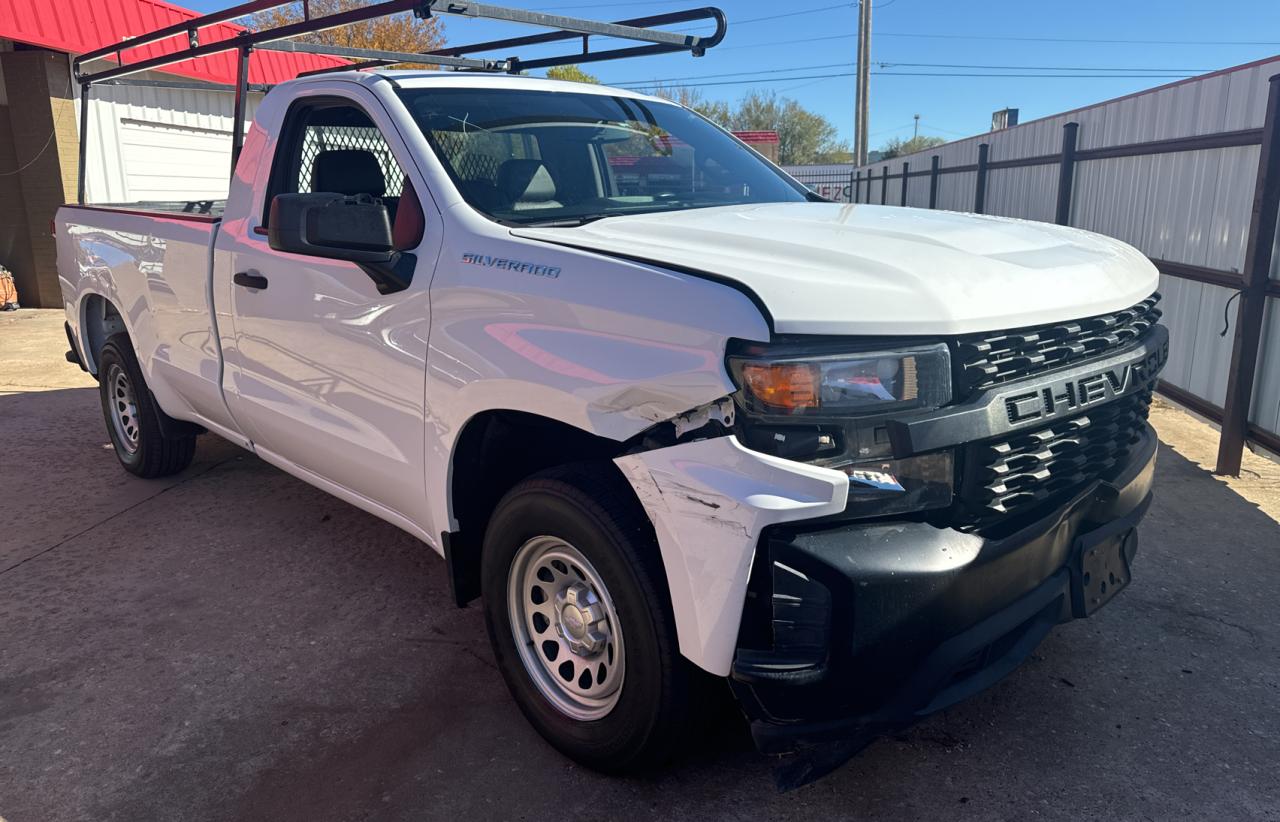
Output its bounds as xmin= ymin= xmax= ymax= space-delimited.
xmin=520 ymin=214 xmax=619 ymax=228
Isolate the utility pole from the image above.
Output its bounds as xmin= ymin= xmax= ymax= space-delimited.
xmin=855 ymin=0 xmax=871 ymax=166
xmin=913 ymin=114 xmax=920 ymax=140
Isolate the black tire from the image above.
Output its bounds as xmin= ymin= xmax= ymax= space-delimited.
xmin=481 ymin=463 xmax=698 ymax=773
xmin=97 ymin=334 xmax=196 ymax=478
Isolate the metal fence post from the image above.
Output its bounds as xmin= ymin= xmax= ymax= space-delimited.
xmin=929 ymin=155 xmax=940 ymax=209
xmin=1055 ymin=122 xmax=1080 ymax=225
xmin=849 ymin=168 xmax=856 ymax=204
xmin=1215 ymin=73 xmax=1280 ymax=476
xmin=901 ymin=161 xmax=909 ymax=206
xmin=974 ymin=143 xmax=989 ymax=213
xmin=881 ymin=166 xmax=888 ymax=204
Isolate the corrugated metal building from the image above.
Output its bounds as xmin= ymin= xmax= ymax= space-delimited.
xmin=789 ymin=57 xmax=1280 ymax=468
xmin=0 ymin=0 xmax=344 ymax=306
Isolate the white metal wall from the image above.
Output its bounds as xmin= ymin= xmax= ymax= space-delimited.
xmin=850 ymin=57 xmax=1280 ymax=438
xmin=79 ymin=76 xmax=262 ymax=203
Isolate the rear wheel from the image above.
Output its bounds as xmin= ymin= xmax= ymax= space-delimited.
xmin=481 ymin=463 xmax=696 ymax=772
xmin=97 ymin=334 xmax=196 ymax=478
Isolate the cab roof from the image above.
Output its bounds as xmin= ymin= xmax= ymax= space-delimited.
xmin=327 ymin=69 xmax=668 ymax=104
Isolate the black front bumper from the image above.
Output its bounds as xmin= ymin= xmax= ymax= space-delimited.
xmin=731 ymin=424 xmax=1157 ymax=762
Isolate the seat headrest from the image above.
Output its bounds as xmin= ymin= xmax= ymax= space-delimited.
xmin=311 ymin=149 xmax=386 ymax=197
xmin=497 ymin=160 xmax=557 ymax=205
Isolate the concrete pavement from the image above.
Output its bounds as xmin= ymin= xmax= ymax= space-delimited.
xmin=2 ymin=309 xmax=1278 ymax=821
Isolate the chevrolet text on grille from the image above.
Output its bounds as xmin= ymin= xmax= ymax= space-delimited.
xmin=1004 ymin=340 xmax=1169 ymax=425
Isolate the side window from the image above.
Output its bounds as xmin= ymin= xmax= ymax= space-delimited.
xmin=296 ymin=116 xmax=405 ymax=196
xmin=263 ymin=101 xmax=411 ymax=227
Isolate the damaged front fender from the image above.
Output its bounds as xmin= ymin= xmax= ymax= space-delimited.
xmin=615 ymin=436 xmax=849 ymax=676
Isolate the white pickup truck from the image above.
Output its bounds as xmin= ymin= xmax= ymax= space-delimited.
xmin=58 ymin=69 xmax=1167 ymax=781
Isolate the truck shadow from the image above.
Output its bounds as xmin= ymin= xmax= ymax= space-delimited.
xmin=2 ymin=386 xmax=1277 ymax=820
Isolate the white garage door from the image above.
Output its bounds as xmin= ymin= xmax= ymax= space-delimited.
xmin=81 ymin=77 xmax=261 ymax=204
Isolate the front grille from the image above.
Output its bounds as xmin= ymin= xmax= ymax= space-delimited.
xmin=953 ymin=294 xmax=1162 ymax=397
xmin=954 ymin=387 xmax=1153 ymax=529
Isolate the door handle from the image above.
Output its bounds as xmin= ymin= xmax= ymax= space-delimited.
xmin=234 ymin=270 xmax=269 ymax=290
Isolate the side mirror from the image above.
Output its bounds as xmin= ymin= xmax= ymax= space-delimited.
xmin=268 ymin=192 xmax=394 ymax=262
xmin=267 ymin=192 xmax=413 ymax=294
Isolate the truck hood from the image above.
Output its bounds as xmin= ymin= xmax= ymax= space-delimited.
xmin=511 ymin=203 xmax=1159 ymax=336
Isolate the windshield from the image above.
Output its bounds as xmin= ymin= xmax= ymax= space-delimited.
xmin=396 ymin=87 xmax=810 ymax=225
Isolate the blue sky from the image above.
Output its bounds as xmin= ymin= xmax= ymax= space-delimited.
xmin=187 ymin=0 xmax=1280 ymax=150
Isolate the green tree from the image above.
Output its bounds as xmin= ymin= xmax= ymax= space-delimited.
xmin=728 ymin=90 xmax=849 ymax=165
xmin=878 ymin=135 xmax=947 ymax=160
xmin=545 ymin=65 xmax=600 ymax=84
xmin=250 ymin=0 xmax=444 ymax=63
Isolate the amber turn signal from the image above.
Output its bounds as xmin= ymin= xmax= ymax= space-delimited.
xmin=740 ymin=362 xmax=820 ymax=411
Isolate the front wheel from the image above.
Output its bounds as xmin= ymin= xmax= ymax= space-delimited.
xmin=481 ymin=464 xmax=697 ymax=772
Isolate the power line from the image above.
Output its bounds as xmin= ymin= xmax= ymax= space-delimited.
xmin=608 ymin=63 xmax=851 ymax=86
xmin=877 ymin=32 xmax=1280 ymax=45
xmin=869 ymin=121 xmax=918 ymax=137
xmin=877 ymin=61 xmax=1213 ymax=72
xmin=661 ymin=1 xmax=854 ymax=34
xmin=717 ymin=33 xmax=856 ymax=51
xmin=543 ymin=0 xmax=688 ymax=8
xmin=606 ymin=61 xmax=1208 ymax=88
xmin=717 ymin=2 xmax=854 ymax=27
xmin=918 ymin=122 xmax=974 ymax=136
xmin=714 ymin=32 xmax=1280 ymax=52
xmin=615 ymin=71 xmax=1193 ymax=90
xmin=884 ymin=71 xmax=1194 ymax=77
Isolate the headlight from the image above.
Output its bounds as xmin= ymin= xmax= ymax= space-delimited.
xmin=728 ymin=341 xmax=954 ymax=519
xmin=729 ymin=344 xmax=952 ymax=416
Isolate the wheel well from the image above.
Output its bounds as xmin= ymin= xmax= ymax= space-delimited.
xmin=445 ymin=410 xmax=629 ymax=606
xmin=81 ymin=294 xmax=125 ymax=374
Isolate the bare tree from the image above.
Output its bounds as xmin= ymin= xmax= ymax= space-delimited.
xmin=250 ymin=0 xmax=444 ymax=62
xmin=645 ymin=83 xmax=732 ymax=126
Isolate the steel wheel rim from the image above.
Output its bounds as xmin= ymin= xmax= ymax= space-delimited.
xmin=107 ymin=363 xmax=140 ymax=455
xmin=507 ymin=535 xmax=625 ymax=721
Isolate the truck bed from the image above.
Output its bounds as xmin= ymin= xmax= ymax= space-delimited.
xmin=56 ymin=202 xmax=237 ymax=441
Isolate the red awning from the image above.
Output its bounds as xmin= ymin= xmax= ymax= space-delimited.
xmin=0 ymin=0 xmax=347 ymax=84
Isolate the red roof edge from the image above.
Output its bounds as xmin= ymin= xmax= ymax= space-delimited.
xmin=0 ymin=0 xmax=347 ymax=85
xmin=732 ymin=130 xmax=781 ymax=144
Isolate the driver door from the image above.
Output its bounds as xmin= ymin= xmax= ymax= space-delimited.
xmin=216 ymin=96 xmax=436 ymax=530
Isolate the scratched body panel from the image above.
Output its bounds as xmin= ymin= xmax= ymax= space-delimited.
xmin=615 ymin=437 xmax=848 ymax=676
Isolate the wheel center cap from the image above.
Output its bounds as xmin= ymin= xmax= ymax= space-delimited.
xmin=560 ymin=605 xmax=587 ymax=638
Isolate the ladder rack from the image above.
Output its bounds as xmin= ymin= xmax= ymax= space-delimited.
xmin=72 ymin=0 xmax=727 ymax=201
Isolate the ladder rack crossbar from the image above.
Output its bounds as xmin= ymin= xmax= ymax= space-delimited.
xmin=73 ymin=1 xmax=726 ymax=85
xmin=300 ymin=7 xmax=725 ymax=77
xmin=71 ymin=0 xmax=726 ymax=203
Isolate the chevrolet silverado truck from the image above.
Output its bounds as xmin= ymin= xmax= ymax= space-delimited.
xmin=58 ymin=69 xmax=1167 ymax=782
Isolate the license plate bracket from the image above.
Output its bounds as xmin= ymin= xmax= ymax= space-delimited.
xmin=1070 ymin=526 xmax=1138 ymax=617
